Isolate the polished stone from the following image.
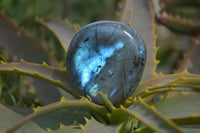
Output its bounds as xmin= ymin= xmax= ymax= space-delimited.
xmin=66 ymin=21 xmax=146 ymax=104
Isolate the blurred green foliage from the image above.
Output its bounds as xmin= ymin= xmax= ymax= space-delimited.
xmin=66 ymin=0 xmax=117 ymax=26
xmin=0 ymin=0 xmax=62 ymax=34
xmin=0 ymin=0 xmax=119 ymax=34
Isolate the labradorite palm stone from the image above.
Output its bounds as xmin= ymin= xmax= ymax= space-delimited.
xmin=66 ymin=21 xmax=146 ymax=105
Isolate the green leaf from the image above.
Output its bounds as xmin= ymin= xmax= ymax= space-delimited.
xmin=0 ymin=12 xmax=64 ymax=105
xmin=134 ymin=126 xmax=154 ymax=133
xmin=97 ymin=91 xmax=182 ymax=132
xmin=120 ymin=0 xmax=157 ymax=81
xmin=5 ymin=97 xmax=105 ymax=133
xmin=6 ymin=102 xmax=89 ymax=132
xmin=181 ymin=127 xmax=200 ymax=133
xmin=0 ymin=73 xmax=8 ymax=99
xmin=0 ymin=74 xmax=21 ymax=105
xmin=131 ymin=0 xmax=157 ymax=81
xmin=137 ymin=76 xmax=200 ymax=99
xmin=115 ymin=118 xmax=135 ymax=133
xmin=7 ymin=74 xmax=21 ymax=94
xmin=177 ymin=35 xmax=200 ymax=74
xmin=119 ymin=0 xmax=133 ymax=25
xmin=48 ymin=124 xmax=81 ymax=133
xmin=3 ymin=93 xmax=17 ymax=105
xmin=38 ymin=18 xmax=76 ymax=53
xmin=172 ymin=115 xmax=200 ymax=126
xmin=32 ymin=108 xmax=88 ymax=132
xmin=0 ymin=61 xmax=79 ymax=98
xmin=135 ymin=126 xmax=200 ymax=133
xmin=0 ymin=104 xmax=46 ymax=133
xmin=155 ymin=0 xmax=200 ymax=35
xmin=154 ymin=93 xmax=200 ymax=120
xmin=0 ymin=12 xmax=48 ymax=63
xmin=133 ymin=69 xmax=200 ymax=97
xmin=81 ymin=118 xmax=118 ymax=133
xmin=125 ymin=98 xmax=183 ymax=133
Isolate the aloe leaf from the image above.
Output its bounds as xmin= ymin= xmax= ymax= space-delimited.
xmin=99 ymin=91 xmax=183 ymax=133
xmin=115 ymin=118 xmax=135 ymax=133
xmin=172 ymin=115 xmax=200 ymax=126
xmin=7 ymin=74 xmax=21 ymax=94
xmin=6 ymin=100 xmax=89 ymax=133
xmin=0 ymin=104 xmax=46 ymax=133
xmin=155 ymin=23 xmax=191 ymax=74
xmin=159 ymin=0 xmax=198 ymax=6
xmin=158 ymin=12 xmax=200 ymax=35
xmin=133 ymin=69 xmax=200 ymax=97
xmin=38 ymin=18 xmax=76 ymax=53
xmin=134 ymin=126 xmax=154 ymax=133
xmin=0 ymin=61 xmax=79 ymax=97
xmin=32 ymin=108 xmax=88 ymax=132
xmin=48 ymin=124 xmax=81 ymax=133
xmin=30 ymin=106 xmax=89 ymax=132
xmin=181 ymin=128 xmax=200 ymax=133
xmin=119 ymin=0 xmax=157 ymax=81
xmin=135 ymin=126 xmax=200 ymax=133
xmin=125 ymin=98 xmax=183 ymax=133
xmin=0 ymin=12 xmax=48 ymax=63
xmin=6 ymin=92 xmax=183 ymax=133
xmin=154 ymin=0 xmax=200 ymax=35
xmin=137 ymin=76 xmax=200 ymax=98
xmin=0 ymin=12 xmax=64 ymax=104
xmin=0 ymin=73 xmax=7 ymax=99
xmin=176 ymin=35 xmax=200 ymax=74
xmin=125 ymin=0 xmax=157 ymax=81
xmin=5 ymin=97 xmax=105 ymax=133
xmin=81 ymin=118 xmax=118 ymax=133
xmin=132 ymin=0 xmax=157 ymax=81
xmin=3 ymin=93 xmax=17 ymax=105
xmin=119 ymin=0 xmax=133 ymax=25
xmin=154 ymin=93 xmax=200 ymax=120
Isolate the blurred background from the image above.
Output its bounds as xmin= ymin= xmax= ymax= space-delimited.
xmin=0 ymin=0 xmax=120 ymax=32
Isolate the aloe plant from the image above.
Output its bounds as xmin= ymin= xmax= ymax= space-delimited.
xmin=0 ymin=0 xmax=200 ymax=133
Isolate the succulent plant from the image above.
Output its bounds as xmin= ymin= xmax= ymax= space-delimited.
xmin=0 ymin=0 xmax=200 ymax=133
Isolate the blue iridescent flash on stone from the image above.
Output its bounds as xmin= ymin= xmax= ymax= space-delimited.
xmin=66 ymin=21 xmax=146 ymax=105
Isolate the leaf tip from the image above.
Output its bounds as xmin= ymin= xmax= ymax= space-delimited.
xmin=56 ymin=80 xmax=62 ymax=84
xmin=63 ymin=67 xmax=67 ymax=72
xmin=138 ymin=97 xmax=143 ymax=102
xmin=181 ymin=69 xmax=189 ymax=75
xmin=13 ymin=67 xmax=20 ymax=71
xmin=0 ymin=60 xmax=5 ymax=64
xmin=42 ymin=61 xmax=48 ymax=66
xmin=60 ymin=96 xmax=67 ymax=102
xmin=79 ymin=124 xmax=84 ymax=131
xmin=20 ymin=59 xmax=25 ymax=63
xmin=59 ymin=122 xmax=65 ymax=128
xmin=156 ymin=71 xmax=164 ymax=77
xmin=84 ymin=116 xmax=89 ymax=123
xmin=73 ymin=23 xmax=81 ymax=32
xmin=46 ymin=128 xmax=52 ymax=132
xmin=190 ymin=114 xmax=198 ymax=118
xmin=33 ymin=106 xmax=41 ymax=112
xmin=145 ymin=88 xmax=150 ymax=93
